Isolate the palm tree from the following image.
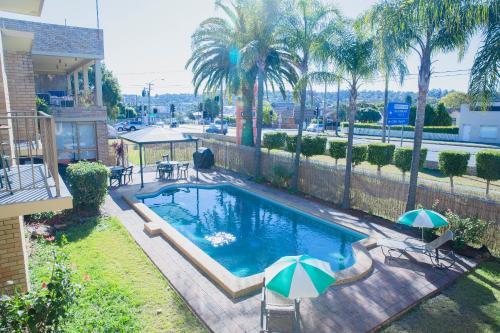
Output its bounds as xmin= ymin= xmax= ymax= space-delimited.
xmin=330 ymin=27 xmax=377 ymax=209
xmin=370 ymin=0 xmax=482 ymax=211
xmin=280 ymin=0 xmax=339 ymax=191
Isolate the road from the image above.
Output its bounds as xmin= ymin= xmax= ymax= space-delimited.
xmin=175 ymin=124 xmax=500 ymax=167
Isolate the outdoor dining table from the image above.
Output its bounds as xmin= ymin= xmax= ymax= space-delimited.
xmin=158 ymin=161 xmax=179 ymax=179
xmin=109 ymin=166 xmax=124 ymax=186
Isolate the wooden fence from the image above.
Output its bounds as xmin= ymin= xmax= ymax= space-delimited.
xmin=201 ymin=139 xmax=499 ymax=254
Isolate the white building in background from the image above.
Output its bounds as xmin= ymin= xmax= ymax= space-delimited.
xmin=458 ymin=101 xmax=500 ymax=144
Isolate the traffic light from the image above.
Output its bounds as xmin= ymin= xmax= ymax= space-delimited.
xmin=214 ymin=95 xmax=220 ymax=103
xmin=203 ymin=110 xmax=208 ymax=119
xmin=170 ymin=103 xmax=176 ymax=117
xmin=315 ymin=106 xmax=319 ymax=116
xmin=141 ymin=88 xmax=147 ymax=97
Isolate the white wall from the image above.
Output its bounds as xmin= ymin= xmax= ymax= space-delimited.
xmin=458 ymin=103 xmax=500 ymax=144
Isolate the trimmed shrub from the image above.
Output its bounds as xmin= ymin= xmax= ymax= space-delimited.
xmin=476 ymin=149 xmax=500 ymax=195
xmin=285 ymin=135 xmax=297 ymax=154
xmin=393 ymin=147 xmax=428 ymax=179
xmin=351 ymin=144 xmax=368 ymax=168
xmin=340 ymin=122 xmax=459 ymax=134
xmin=328 ymin=140 xmax=347 ymax=166
xmin=263 ymin=132 xmax=287 ymax=152
xmin=66 ymin=161 xmax=109 ymax=211
xmin=367 ymin=143 xmax=395 ymax=173
xmin=438 ymin=151 xmax=470 ymax=193
xmin=272 ymin=164 xmax=293 ymax=188
xmin=301 ymin=136 xmax=327 ymax=158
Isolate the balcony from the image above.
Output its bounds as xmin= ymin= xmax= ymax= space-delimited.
xmin=0 ymin=111 xmax=72 ymax=218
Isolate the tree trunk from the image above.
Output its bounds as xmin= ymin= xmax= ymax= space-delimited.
xmin=342 ymin=82 xmax=357 ymax=209
xmin=291 ymin=65 xmax=308 ymax=191
xmin=241 ymin=77 xmax=255 ymax=146
xmin=450 ymin=176 xmax=454 ymax=193
xmin=486 ymin=180 xmax=490 ymax=195
xmin=323 ymin=80 xmax=327 ymax=132
xmin=254 ymin=65 xmax=265 ymax=179
xmin=406 ymin=49 xmax=431 ymax=211
xmin=220 ymin=83 xmax=224 ymax=135
xmin=335 ymin=79 xmax=340 ymax=136
xmin=382 ymin=73 xmax=389 ymax=143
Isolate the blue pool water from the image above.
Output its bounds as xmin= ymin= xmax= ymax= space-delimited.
xmin=140 ymin=185 xmax=365 ymax=277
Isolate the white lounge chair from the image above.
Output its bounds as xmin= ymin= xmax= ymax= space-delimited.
xmin=260 ymin=279 xmax=300 ymax=333
xmin=378 ymin=230 xmax=456 ymax=269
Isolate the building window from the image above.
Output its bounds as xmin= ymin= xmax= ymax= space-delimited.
xmin=479 ymin=126 xmax=498 ymax=139
xmin=56 ymin=122 xmax=97 ymax=163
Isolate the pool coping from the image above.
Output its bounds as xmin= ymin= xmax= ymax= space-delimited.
xmin=121 ymin=181 xmax=375 ymax=299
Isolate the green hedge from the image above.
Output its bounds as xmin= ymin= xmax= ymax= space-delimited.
xmin=393 ymin=147 xmax=428 ymax=176
xmin=352 ymin=145 xmax=368 ymax=167
xmin=301 ymin=136 xmax=327 ymax=158
xmin=66 ymin=161 xmax=109 ymax=211
xmin=367 ymin=143 xmax=395 ymax=172
xmin=285 ymin=135 xmax=297 ymax=153
xmin=328 ymin=140 xmax=348 ymax=165
xmin=341 ymin=122 xmax=458 ymax=134
xmin=476 ymin=149 xmax=500 ymax=194
xmin=263 ymin=132 xmax=287 ymax=151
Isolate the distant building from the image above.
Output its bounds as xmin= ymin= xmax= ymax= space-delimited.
xmin=458 ymin=101 xmax=500 ymax=143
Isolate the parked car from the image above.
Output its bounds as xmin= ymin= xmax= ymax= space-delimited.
xmin=107 ymin=124 xmax=118 ymax=139
xmin=306 ymin=123 xmax=324 ymax=132
xmin=154 ymin=120 xmax=165 ymax=127
xmin=113 ymin=121 xmax=128 ymax=132
xmin=206 ymin=124 xmax=227 ymax=135
xmin=214 ymin=119 xmax=228 ymax=131
xmin=124 ymin=121 xmax=146 ymax=131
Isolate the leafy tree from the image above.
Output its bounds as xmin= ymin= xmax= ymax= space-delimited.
xmin=36 ymin=96 xmax=50 ymax=115
xmin=203 ymin=98 xmax=220 ymax=120
xmin=476 ymin=149 xmax=500 ymax=195
xmin=433 ymin=102 xmax=452 ymax=126
xmin=330 ymin=26 xmax=377 ymax=208
xmin=367 ymin=143 xmax=395 ymax=174
xmin=280 ymin=0 xmax=340 ymax=191
xmin=370 ymin=0 xmax=485 ymax=210
xmin=355 ymin=105 xmax=381 ymax=123
xmin=328 ymin=140 xmax=347 ymax=166
xmin=439 ymin=91 xmax=469 ymax=110
xmin=438 ymin=151 xmax=470 ymax=193
xmin=263 ymin=101 xmax=278 ymax=126
xmin=352 ymin=144 xmax=368 ymax=168
xmin=301 ymin=136 xmax=327 ymax=159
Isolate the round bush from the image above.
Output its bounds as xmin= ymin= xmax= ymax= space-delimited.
xmin=263 ymin=132 xmax=287 ymax=152
xmin=438 ymin=150 xmax=470 ymax=191
xmin=367 ymin=143 xmax=395 ymax=171
xmin=329 ymin=140 xmax=347 ymax=164
xmin=285 ymin=135 xmax=297 ymax=153
xmin=393 ymin=147 xmax=428 ymax=175
xmin=301 ymin=136 xmax=327 ymax=158
xmin=66 ymin=161 xmax=110 ymax=211
xmin=352 ymin=144 xmax=368 ymax=167
xmin=476 ymin=149 xmax=500 ymax=194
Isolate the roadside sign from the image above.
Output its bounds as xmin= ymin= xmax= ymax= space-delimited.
xmin=387 ymin=102 xmax=410 ymax=126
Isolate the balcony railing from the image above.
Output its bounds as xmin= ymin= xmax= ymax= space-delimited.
xmin=0 ymin=110 xmax=61 ymax=198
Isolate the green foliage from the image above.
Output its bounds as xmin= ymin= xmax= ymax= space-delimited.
xmin=263 ymin=101 xmax=277 ymax=126
xmin=355 ymin=105 xmax=382 ymax=123
xmin=285 ymin=135 xmax=297 ymax=153
xmin=36 ymin=97 xmax=51 ymax=115
xmin=301 ymin=136 xmax=327 ymax=158
xmin=476 ymin=150 xmax=500 ymax=182
xmin=0 ymin=253 xmax=79 ymax=332
xmin=352 ymin=144 xmax=368 ymax=167
xmin=328 ymin=140 xmax=347 ymax=163
xmin=341 ymin=122 xmax=459 ymax=134
xmin=66 ymin=162 xmax=109 ymax=211
xmin=26 ymin=211 xmax=57 ymax=223
xmin=263 ymin=132 xmax=287 ymax=152
xmin=438 ymin=151 xmax=470 ymax=178
xmin=203 ymin=98 xmax=220 ymax=120
xmin=445 ymin=211 xmax=490 ymax=249
xmin=433 ymin=102 xmax=452 ymax=126
xmin=367 ymin=143 xmax=395 ymax=171
xmin=439 ymin=91 xmax=469 ymax=110
xmin=272 ymin=164 xmax=293 ymax=188
xmin=393 ymin=147 xmax=428 ymax=174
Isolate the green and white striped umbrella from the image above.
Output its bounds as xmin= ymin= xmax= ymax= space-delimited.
xmin=398 ymin=209 xmax=449 ymax=228
xmin=264 ymin=255 xmax=336 ymax=299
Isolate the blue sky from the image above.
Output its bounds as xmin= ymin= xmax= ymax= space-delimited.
xmin=1 ymin=0 xmax=482 ymax=95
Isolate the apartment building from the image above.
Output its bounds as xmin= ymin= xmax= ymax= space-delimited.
xmin=0 ymin=0 xmax=108 ymax=294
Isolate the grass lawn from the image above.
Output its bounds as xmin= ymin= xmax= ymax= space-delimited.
xmin=29 ymin=215 xmax=206 ymax=333
xmin=382 ymin=259 xmax=500 ymax=333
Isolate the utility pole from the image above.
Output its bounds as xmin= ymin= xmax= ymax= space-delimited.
xmin=220 ymin=83 xmax=224 ymax=135
xmin=147 ymin=83 xmax=152 ymax=125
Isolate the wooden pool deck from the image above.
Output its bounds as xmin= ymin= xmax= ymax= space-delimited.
xmin=105 ymin=168 xmax=475 ymax=333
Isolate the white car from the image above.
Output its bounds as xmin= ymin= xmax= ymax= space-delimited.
xmin=306 ymin=123 xmax=324 ymax=132
xmin=155 ymin=121 xmax=165 ymax=127
xmin=124 ymin=121 xmax=147 ymax=131
xmin=113 ymin=121 xmax=128 ymax=132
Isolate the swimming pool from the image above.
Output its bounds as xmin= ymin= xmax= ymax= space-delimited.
xmin=139 ymin=184 xmax=366 ymax=278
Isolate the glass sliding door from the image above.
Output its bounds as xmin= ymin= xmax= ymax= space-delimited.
xmin=56 ymin=122 xmax=98 ymax=163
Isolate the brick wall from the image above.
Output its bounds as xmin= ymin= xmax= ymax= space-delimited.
xmin=0 ymin=216 xmax=29 ymax=295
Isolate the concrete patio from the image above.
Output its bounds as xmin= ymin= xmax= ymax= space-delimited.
xmin=104 ymin=168 xmax=476 ymax=333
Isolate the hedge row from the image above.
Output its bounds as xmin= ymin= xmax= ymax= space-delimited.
xmin=263 ymin=132 xmax=328 ymax=158
xmin=341 ymin=122 xmax=459 ymax=134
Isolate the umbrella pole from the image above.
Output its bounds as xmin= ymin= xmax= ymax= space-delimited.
xmin=421 ymin=227 xmax=424 ymax=242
